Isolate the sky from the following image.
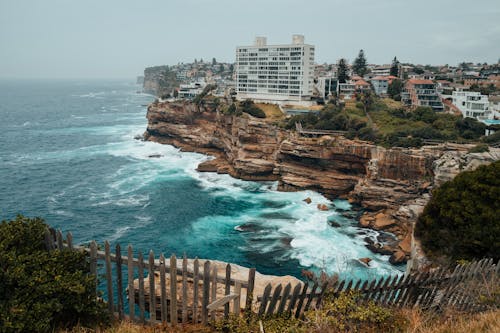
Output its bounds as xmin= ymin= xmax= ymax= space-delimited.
xmin=0 ymin=0 xmax=499 ymax=79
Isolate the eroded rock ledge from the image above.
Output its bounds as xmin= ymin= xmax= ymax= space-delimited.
xmin=144 ymin=101 xmax=500 ymax=266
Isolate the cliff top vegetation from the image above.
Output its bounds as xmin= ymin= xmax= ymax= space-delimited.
xmin=416 ymin=161 xmax=500 ymax=264
xmin=284 ymin=94 xmax=493 ymax=148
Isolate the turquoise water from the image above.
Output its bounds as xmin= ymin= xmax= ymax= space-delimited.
xmin=0 ymin=79 xmax=404 ymax=280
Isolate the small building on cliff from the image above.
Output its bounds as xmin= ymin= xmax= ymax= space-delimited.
xmin=235 ymin=35 xmax=315 ymax=106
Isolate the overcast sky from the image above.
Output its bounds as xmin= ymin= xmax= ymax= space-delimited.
xmin=1 ymin=0 xmax=499 ymax=79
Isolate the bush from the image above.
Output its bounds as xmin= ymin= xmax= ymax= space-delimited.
xmin=416 ymin=161 xmax=500 ymax=262
xmin=240 ymin=100 xmax=266 ymax=118
xmin=468 ymin=143 xmax=490 ymax=153
xmin=0 ymin=216 xmax=109 ymax=332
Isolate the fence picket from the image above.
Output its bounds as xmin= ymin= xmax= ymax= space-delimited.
xmin=210 ymin=265 xmax=217 ymax=322
xmin=148 ymin=251 xmax=156 ymax=322
xmin=258 ymin=284 xmax=272 ymax=316
xmin=224 ymin=264 xmax=231 ymax=319
xmin=182 ymin=255 xmax=188 ymax=324
xmin=246 ymin=268 xmax=256 ymax=312
xmin=115 ymin=244 xmax=124 ymax=320
xmin=56 ymin=230 xmax=63 ymax=250
xmin=294 ymin=282 xmax=309 ymax=319
xmin=233 ymin=282 xmax=241 ymax=314
xmin=201 ymin=261 xmax=210 ymax=325
xmin=138 ymin=251 xmax=145 ymax=323
xmin=170 ymin=255 xmax=178 ymax=325
xmin=266 ymin=284 xmax=282 ymax=316
xmin=66 ymin=232 xmax=73 ymax=249
xmin=287 ymin=283 xmax=302 ymax=314
xmin=159 ymin=254 xmax=167 ymax=323
xmin=277 ymin=283 xmax=291 ymax=314
xmin=127 ymin=245 xmax=135 ymax=321
xmin=315 ymin=281 xmax=329 ymax=309
xmin=193 ymin=258 xmax=199 ymax=322
xmin=104 ymin=241 xmax=114 ymax=314
xmin=304 ymin=282 xmax=318 ymax=312
xmin=44 ymin=229 xmax=54 ymax=250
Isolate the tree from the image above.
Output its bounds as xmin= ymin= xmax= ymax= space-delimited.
xmin=390 ymin=57 xmax=399 ymax=77
xmin=219 ymin=63 xmax=224 ymax=73
xmin=337 ymin=58 xmax=350 ymax=84
xmin=352 ymin=49 xmax=368 ymax=76
xmin=212 ymin=57 xmax=217 ymax=65
xmin=416 ymin=161 xmax=500 ymax=262
xmin=387 ymin=79 xmax=403 ymax=101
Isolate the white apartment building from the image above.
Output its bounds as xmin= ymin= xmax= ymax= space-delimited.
xmin=236 ymin=35 xmax=315 ymax=105
xmin=452 ymin=90 xmax=490 ymax=120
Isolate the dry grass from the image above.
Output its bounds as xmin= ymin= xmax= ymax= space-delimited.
xmin=255 ymin=103 xmax=285 ymax=121
xmin=402 ymin=308 xmax=500 ymax=333
xmin=61 ymin=309 xmax=500 ymax=333
xmin=381 ymin=97 xmax=404 ymax=109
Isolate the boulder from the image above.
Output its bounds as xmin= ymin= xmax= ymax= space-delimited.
xmin=389 ymin=250 xmax=407 ymax=264
xmin=317 ymin=204 xmax=329 ymax=211
xmin=359 ymin=257 xmax=372 ymax=266
xmin=303 ymin=197 xmax=312 ymax=204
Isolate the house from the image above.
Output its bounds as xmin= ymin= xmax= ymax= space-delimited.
xmin=371 ymin=76 xmax=389 ymax=96
xmin=452 ymin=90 xmax=490 ymax=120
xmin=316 ymin=76 xmax=338 ymax=100
xmin=401 ymin=79 xmax=444 ymax=111
xmin=337 ymin=82 xmax=355 ymax=100
xmin=354 ymin=79 xmax=371 ymax=93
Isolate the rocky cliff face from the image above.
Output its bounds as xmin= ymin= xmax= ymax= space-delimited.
xmin=144 ymin=102 xmax=500 ymax=265
xmin=143 ymin=66 xmax=179 ymax=96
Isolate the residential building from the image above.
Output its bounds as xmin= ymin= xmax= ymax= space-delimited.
xmin=401 ymin=79 xmax=444 ymax=111
xmin=452 ymin=90 xmax=490 ymax=119
xmin=488 ymin=95 xmax=500 ymax=119
xmin=337 ymin=82 xmax=355 ymax=100
xmin=371 ymin=65 xmax=391 ymax=77
xmin=354 ymin=79 xmax=371 ymax=93
xmin=177 ymin=82 xmax=205 ymax=99
xmin=316 ymin=76 xmax=338 ymax=100
xmin=371 ymin=76 xmax=389 ymax=96
xmin=235 ymin=35 xmax=315 ymax=105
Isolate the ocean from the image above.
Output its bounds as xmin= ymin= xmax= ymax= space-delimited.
xmin=0 ymin=79 xmax=404 ymax=280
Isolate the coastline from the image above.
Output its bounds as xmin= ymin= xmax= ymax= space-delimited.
xmin=143 ymin=100 xmax=500 ymax=269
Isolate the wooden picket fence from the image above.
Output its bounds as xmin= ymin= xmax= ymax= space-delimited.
xmin=44 ymin=228 xmax=499 ymax=327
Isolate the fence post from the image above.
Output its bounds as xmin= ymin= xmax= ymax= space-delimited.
xmin=66 ymin=232 xmax=73 ymax=250
xmin=245 ymin=268 xmax=256 ymax=312
xmin=159 ymin=254 xmax=167 ymax=323
xmin=115 ymin=244 xmax=124 ymax=320
xmin=202 ymin=261 xmax=211 ymax=325
xmin=182 ymin=255 xmax=188 ymax=324
xmin=193 ymin=258 xmax=200 ymax=323
xmin=138 ymin=251 xmax=145 ymax=323
xmin=224 ymin=264 xmax=231 ymax=319
xmin=210 ymin=266 xmax=217 ymax=322
xmin=104 ymin=241 xmax=114 ymax=315
xmin=170 ymin=254 xmax=178 ymax=325
xmin=127 ymin=245 xmax=135 ymax=322
xmin=148 ymin=250 xmax=156 ymax=322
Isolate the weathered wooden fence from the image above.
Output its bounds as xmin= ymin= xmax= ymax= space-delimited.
xmin=45 ymin=228 xmax=499 ymax=327
xmin=258 ymin=258 xmax=499 ymax=315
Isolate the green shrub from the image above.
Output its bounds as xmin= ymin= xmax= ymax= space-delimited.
xmin=0 ymin=215 xmax=109 ymax=332
xmin=468 ymin=143 xmax=490 ymax=153
xmin=416 ymin=161 xmax=500 ymax=262
xmin=240 ymin=100 xmax=266 ymax=118
xmin=303 ymin=291 xmax=407 ymax=332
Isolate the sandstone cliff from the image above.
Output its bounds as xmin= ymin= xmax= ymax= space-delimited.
xmin=144 ymin=102 xmax=500 ymax=266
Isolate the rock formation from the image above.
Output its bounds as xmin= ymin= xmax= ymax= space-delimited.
xmin=145 ymin=101 xmax=500 ymax=265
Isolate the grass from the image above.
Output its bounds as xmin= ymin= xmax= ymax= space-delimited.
xmin=255 ymin=103 xmax=285 ymax=121
xmin=62 ymin=309 xmax=500 ymax=332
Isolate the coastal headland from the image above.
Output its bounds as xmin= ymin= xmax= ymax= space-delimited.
xmin=144 ymin=100 xmax=500 ymax=267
